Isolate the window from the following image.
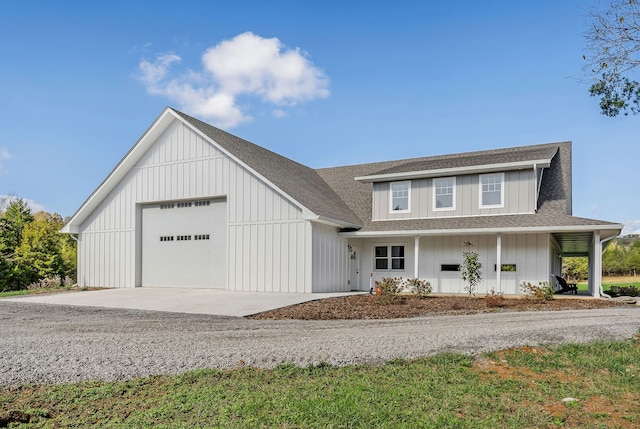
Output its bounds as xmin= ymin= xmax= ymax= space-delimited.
xmin=441 ymin=264 xmax=460 ymax=272
xmin=494 ymin=263 xmax=517 ymax=272
xmin=390 ymin=181 xmax=410 ymax=212
xmin=433 ymin=177 xmax=455 ymax=210
xmin=374 ymin=245 xmax=405 ymax=271
xmin=480 ymin=173 xmax=504 ymax=208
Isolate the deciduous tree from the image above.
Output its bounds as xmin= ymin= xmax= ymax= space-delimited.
xmin=584 ymin=0 xmax=640 ymax=116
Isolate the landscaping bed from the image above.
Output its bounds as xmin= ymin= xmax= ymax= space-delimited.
xmin=247 ymin=294 xmax=628 ymax=320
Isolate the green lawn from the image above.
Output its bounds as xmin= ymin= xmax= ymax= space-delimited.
xmin=2 ymin=339 xmax=639 ymax=428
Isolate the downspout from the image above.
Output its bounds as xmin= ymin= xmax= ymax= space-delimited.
xmin=599 ymin=235 xmax=616 ymax=299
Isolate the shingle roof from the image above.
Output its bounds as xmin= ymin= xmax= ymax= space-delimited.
xmin=174 ymin=109 xmax=362 ymax=227
xmin=316 ymin=141 xmax=620 ymax=233
xmin=370 ymin=145 xmax=559 ymax=176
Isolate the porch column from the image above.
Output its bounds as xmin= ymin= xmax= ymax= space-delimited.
xmin=496 ymin=234 xmax=502 ymax=293
xmin=414 ymin=236 xmax=420 ymax=278
xmin=592 ymin=230 xmax=602 ymax=298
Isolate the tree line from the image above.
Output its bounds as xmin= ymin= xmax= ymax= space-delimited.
xmin=0 ymin=197 xmax=77 ymax=291
xmin=563 ymin=235 xmax=640 ymax=280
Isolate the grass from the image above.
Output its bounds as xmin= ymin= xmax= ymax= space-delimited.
xmin=576 ymin=276 xmax=640 ymax=292
xmin=2 ymin=338 xmax=640 ymax=428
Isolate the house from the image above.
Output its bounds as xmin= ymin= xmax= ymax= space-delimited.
xmin=61 ymin=107 xmax=622 ymax=297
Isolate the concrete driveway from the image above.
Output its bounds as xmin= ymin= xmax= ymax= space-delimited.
xmin=1 ymin=288 xmax=364 ymax=317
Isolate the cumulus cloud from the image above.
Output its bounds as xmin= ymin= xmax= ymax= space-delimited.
xmin=0 ymin=148 xmax=11 ymax=176
xmin=622 ymin=220 xmax=640 ymax=236
xmin=137 ymin=32 xmax=329 ymax=128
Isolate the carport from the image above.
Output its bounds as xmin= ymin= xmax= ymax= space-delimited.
xmin=552 ymin=229 xmax=619 ymax=297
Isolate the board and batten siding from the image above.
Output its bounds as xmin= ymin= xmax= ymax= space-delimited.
xmin=357 ymin=233 xmax=550 ymax=295
xmin=77 ymin=119 xmax=314 ymax=292
xmin=372 ymin=170 xmax=535 ymax=221
xmin=311 ymin=222 xmax=349 ymax=293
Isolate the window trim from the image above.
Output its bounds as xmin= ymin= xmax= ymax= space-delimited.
xmin=432 ymin=176 xmax=456 ymax=211
xmin=479 ymin=172 xmax=505 ymax=209
xmin=389 ymin=181 xmax=411 ymax=213
xmin=374 ymin=244 xmax=406 ymax=272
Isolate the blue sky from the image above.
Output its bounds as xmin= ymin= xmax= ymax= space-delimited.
xmin=1 ymin=1 xmax=638 ymax=234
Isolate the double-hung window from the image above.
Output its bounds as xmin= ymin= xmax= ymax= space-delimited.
xmin=433 ymin=177 xmax=455 ymax=211
xmin=374 ymin=245 xmax=405 ymax=270
xmin=480 ymin=173 xmax=504 ymax=208
xmin=390 ymin=181 xmax=410 ymax=213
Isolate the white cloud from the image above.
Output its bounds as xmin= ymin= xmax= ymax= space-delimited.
xmin=0 ymin=195 xmax=45 ymax=213
xmin=137 ymin=32 xmax=329 ymax=128
xmin=0 ymin=148 xmax=11 ymax=176
xmin=622 ymin=219 xmax=640 ymax=236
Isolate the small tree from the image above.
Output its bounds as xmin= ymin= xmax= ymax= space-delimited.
xmin=461 ymin=241 xmax=482 ymax=298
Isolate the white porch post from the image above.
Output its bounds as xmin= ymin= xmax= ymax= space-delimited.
xmin=414 ymin=236 xmax=420 ymax=278
xmin=496 ymin=234 xmax=502 ymax=293
xmin=593 ymin=230 xmax=602 ymax=298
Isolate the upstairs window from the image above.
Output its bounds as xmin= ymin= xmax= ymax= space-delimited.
xmin=480 ymin=173 xmax=504 ymax=208
xmin=433 ymin=177 xmax=456 ymax=211
xmin=390 ymin=181 xmax=410 ymax=213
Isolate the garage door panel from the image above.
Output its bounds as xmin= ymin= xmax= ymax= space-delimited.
xmin=142 ymin=199 xmax=226 ymax=288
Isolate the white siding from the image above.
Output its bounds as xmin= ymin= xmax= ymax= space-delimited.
xmin=311 ymin=222 xmax=349 ymax=292
xmin=77 ymin=119 xmax=313 ymax=292
xmin=372 ymin=170 xmax=536 ymax=221
xmin=358 ymin=233 xmax=550 ymax=295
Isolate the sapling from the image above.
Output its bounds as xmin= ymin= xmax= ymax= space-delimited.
xmin=461 ymin=241 xmax=482 ymax=298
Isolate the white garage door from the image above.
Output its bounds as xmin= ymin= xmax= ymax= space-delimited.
xmin=141 ymin=198 xmax=227 ymax=288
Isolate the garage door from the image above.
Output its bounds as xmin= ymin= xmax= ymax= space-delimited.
xmin=141 ymin=198 xmax=227 ymax=288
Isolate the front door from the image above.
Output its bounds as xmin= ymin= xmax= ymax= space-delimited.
xmin=349 ymin=245 xmax=361 ymax=290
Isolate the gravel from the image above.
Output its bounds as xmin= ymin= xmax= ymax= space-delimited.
xmin=1 ymin=302 xmax=639 ymax=386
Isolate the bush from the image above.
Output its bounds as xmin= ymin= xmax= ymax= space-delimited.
xmin=607 ymin=285 xmax=640 ymax=297
xmin=485 ymin=288 xmax=506 ymax=308
xmin=521 ymin=281 xmax=555 ymax=301
xmin=375 ymin=277 xmax=405 ymax=305
xmin=405 ymin=278 xmax=432 ymax=298
xmin=26 ymin=275 xmax=67 ymax=290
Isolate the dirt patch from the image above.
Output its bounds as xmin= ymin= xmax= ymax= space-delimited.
xmin=247 ymin=294 xmax=628 ymax=320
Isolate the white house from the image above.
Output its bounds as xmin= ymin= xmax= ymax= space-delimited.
xmin=61 ymin=107 xmax=622 ymax=296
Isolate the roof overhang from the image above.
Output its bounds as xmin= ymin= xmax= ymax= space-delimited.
xmin=339 ymin=224 xmax=622 ymax=239
xmin=355 ymin=159 xmax=552 ymax=183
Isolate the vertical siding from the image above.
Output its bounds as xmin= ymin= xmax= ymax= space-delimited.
xmin=356 ymin=233 xmax=549 ymax=295
xmin=372 ymin=170 xmax=536 ymax=221
xmin=311 ymin=222 xmax=349 ymax=292
xmin=78 ymin=119 xmax=312 ymax=292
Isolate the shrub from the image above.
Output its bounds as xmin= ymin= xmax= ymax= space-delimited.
xmin=405 ymin=278 xmax=432 ymax=298
xmin=521 ymin=281 xmax=555 ymax=301
xmin=374 ymin=277 xmax=405 ymax=305
xmin=607 ymin=285 xmax=640 ymax=297
xmin=26 ymin=275 xmax=63 ymax=290
xmin=485 ymin=288 xmax=506 ymax=308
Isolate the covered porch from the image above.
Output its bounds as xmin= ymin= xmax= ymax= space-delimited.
xmin=551 ymin=229 xmax=619 ymax=297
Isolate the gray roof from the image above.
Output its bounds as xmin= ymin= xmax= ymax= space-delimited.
xmin=174 ymin=109 xmax=362 ymax=226
xmin=370 ymin=145 xmax=559 ymax=176
xmin=177 ymin=110 xmax=619 ymax=234
xmin=317 ymin=141 xmax=620 ymax=233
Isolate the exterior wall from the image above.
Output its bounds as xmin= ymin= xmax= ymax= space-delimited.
xmin=77 ymin=119 xmax=311 ymax=292
xmin=357 ymin=233 xmax=550 ymax=295
xmin=372 ymin=170 xmax=535 ymax=221
xmin=311 ymin=222 xmax=350 ymax=293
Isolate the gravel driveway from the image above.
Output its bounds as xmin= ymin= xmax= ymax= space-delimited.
xmin=1 ymin=302 xmax=639 ymax=386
